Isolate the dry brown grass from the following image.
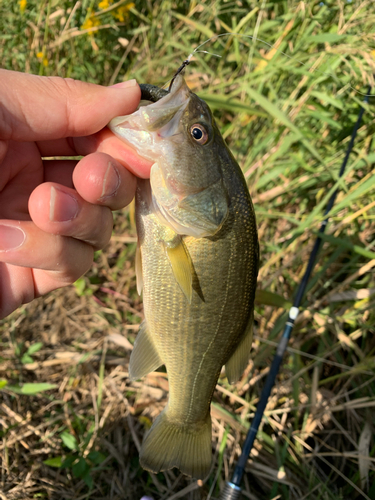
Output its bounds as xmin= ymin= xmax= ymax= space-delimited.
xmin=2 ymin=209 xmax=375 ymax=500
xmin=1 ymin=1 xmax=375 ymax=499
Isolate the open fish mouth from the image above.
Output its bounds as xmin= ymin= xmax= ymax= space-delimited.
xmin=109 ymin=74 xmax=230 ymax=238
xmin=108 ymin=75 xmax=191 ymax=160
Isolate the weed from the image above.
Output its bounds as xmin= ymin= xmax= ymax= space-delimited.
xmin=1 ymin=1 xmax=375 ymax=499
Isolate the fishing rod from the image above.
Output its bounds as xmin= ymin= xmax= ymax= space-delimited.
xmin=219 ymin=85 xmax=371 ymax=500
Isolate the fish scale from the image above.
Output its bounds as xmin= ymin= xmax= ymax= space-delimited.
xmin=109 ymin=74 xmax=259 ymax=478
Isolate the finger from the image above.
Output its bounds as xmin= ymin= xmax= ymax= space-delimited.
xmin=37 ymin=137 xmax=78 ymax=157
xmin=0 ymin=259 xmax=90 ymax=320
xmin=74 ymin=128 xmax=154 ymax=179
xmin=42 ymin=159 xmax=76 ymax=187
xmin=72 ymin=152 xmax=137 ymax=210
xmin=0 ymin=69 xmax=140 ymax=142
xmin=42 ymin=154 xmax=137 ymax=209
xmin=28 ymin=183 xmax=113 ymax=250
xmin=0 ymin=262 xmax=34 ymax=319
xmin=0 ymin=140 xmax=43 ymax=217
xmin=0 ymin=221 xmax=94 ymax=319
xmin=0 ymin=221 xmax=93 ymax=277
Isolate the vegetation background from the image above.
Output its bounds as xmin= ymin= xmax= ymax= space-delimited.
xmin=1 ymin=0 xmax=375 ymax=499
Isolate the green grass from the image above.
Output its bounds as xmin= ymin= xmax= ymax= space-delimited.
xmin=1 ymin=0 xmax=375 ymax=499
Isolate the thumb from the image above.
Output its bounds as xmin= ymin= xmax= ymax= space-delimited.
xmin=0 ymin=69 xmax=140 ymax=142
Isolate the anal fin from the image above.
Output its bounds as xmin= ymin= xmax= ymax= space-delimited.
xmin=129 ymin=321 xmax=163 ymax=380
xmin=225 ymin=313 xmax=253 ymax=384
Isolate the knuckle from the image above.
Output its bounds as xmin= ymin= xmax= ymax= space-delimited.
xmin=52 ymin=238 xmax=94 ymax=283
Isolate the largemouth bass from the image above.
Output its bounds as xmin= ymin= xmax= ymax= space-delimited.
xmin=109 ymin=74 xmax=259 ymax=479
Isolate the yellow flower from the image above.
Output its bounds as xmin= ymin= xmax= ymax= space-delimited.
xmin=98 ymin=0 xmax=112 ymax=9
xmin=113 ymin=2 xmax=134 ymax=22
xmin=19 ymin=0 xmax=27 ymax=13
xmin=36 ymin=51 xmax=48 ymax=66
xmin=81 ymin=15 xmax=101 ymax=31
xmin=81 ymin=17 xmax=93 ymax=30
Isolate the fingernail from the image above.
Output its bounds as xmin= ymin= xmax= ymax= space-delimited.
xmin=0 ymin=225 xmax=25 ymax=251
xmin=50 ymin=186 xmax=79 ymax=222
xmin=110 ymin=79 xmax=137 ymax=89
xmin=99 ymin=161 xmax=121 ymax=201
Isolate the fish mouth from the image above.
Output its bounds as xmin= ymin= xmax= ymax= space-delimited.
xmin=108 ymin=74 xmax=191 ymax=160
xmin=109 ymin=75 xmax=229 ymax=238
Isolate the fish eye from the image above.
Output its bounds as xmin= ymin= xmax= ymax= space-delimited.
xmin=190 ymin=124 xmax=208 ymax=144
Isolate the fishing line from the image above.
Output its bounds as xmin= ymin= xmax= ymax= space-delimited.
xmin=177 ymin=32 xmax=373 ymax=98
xmin=218 ymin=84 xmax=371 ymax=500
xmin=167 ymin=50 xmax=222 ymax=91
xmin=165 ymin=31 xmax=373 ymax=100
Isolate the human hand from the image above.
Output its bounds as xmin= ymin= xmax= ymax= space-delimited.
xmin=0 ymin=69 xmax=152 ymax=319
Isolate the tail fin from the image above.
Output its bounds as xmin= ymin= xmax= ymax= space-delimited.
xmin=140 ymin=408 xmax=212 ymax=479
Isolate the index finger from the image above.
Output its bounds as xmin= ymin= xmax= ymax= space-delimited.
xmin=0 ymin=69 xmax=141 ymax=142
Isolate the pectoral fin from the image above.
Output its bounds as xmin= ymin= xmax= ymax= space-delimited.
xmin=135 ymin=243 xmax=143 ymax=295
xmin=163 ymin=237 xmax=193 ymax=304
xmin=129 ymin=321 xmax=163 ymax=380
xmin=225 ymin=314 xmax=253 ymax=384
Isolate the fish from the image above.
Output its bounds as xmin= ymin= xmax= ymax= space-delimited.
xmin=108 ymin=74 xmax=259 ymax=479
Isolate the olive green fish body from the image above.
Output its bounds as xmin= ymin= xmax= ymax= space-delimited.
xmin=109 ymin=75 xmax=258 ymax=478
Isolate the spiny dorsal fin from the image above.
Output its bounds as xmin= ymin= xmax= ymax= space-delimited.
xmin=129 ymin=321 xmax=163 ymax=380
xmin=163 ymin=237 xmax=193 ymax=304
